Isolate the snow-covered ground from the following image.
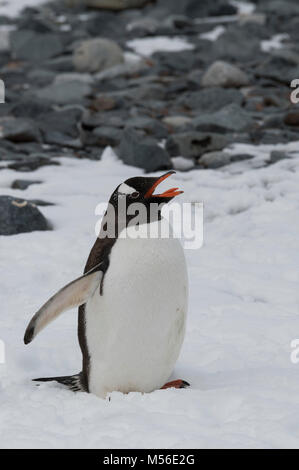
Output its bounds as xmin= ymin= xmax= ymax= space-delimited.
xmin=1 ymin=141 xmax=299 ymax=448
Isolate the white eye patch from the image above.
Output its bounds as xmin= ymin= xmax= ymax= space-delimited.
xmin=118 ymin=183 xmax=136 ymax=195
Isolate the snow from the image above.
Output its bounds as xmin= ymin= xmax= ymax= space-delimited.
xmin=1 ymin=139 xmax=299 ymax=448
xmin=127 ymin=37 xmax=194 ymax=57
xmin=200 ymin=26 xmax=226 ymax=42
xmin=261 ymin=34 xmax=289 ymax=53
xmin=0 ymin=0 xmax=50 ymax=17
xmin=171 ymin=156 xmax=195 ymax=172
xmin=230 ymin=1 xmax=255 ymax=15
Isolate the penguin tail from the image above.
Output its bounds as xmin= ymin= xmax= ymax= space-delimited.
xmin=33 ymin=373 xmax=85 ymax=392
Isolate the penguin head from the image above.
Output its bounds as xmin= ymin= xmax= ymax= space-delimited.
xmin=112 ymin=171 xmax=183 ymax=207
xmin=102 ymin=171 xmax=183 ymax=231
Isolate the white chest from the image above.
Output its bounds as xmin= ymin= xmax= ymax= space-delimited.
xmin=85 ymin=219 xmax=188 ymax=398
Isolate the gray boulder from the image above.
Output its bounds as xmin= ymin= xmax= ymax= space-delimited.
xmin=39 ymin=107 xmax=83 ymax=148
xmin=73 ymin=38 xmax=124 ymax=74
xmin=35 ymin=80 xmax=91 ymax=106
xmin=149 ymin=0 xmax=236 ymax=18
xmin=212 ymin=29 xmax=262 ymax=62
xmin=0 ymin=196 xmax=50 ymax=235
xmin=7 ymin=156 xmax=59 ymax=172
xmin=201 ymin=61 xmax=250 ymax=88
xmin=258 ymin=1 xmax=299 ymax=16
xmin=116 ymin=128 xmax=171 ymax=172
xmin=166 ymin=132 xmax=229 ymax=159
xmin=10 ymin=30 xmax=64 ymax=62
xmin=193 ymin=104 xmax=254 ymax=133
xmin=178 ymin=88 xmax=243 ymax=112
xmin=11 ymin=180 xmax=42 ymax=190
xmin=125 ymin=116 xmax=168 ymax=139
xmin=92 ymin=126 xmax=122 ymax=146
xmin=38 ymin=108 xmax=83 ymax=139
xmin=0 ymin=118 xmax=42 ymax=143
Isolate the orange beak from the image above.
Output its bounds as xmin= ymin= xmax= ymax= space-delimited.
xmin=144 ymin=171 xmax=183 ymax=199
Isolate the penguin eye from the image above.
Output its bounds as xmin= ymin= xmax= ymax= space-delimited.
xmin=131 ymin=191 xmax=140 ymax=199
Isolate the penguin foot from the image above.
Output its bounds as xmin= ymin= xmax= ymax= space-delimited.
xmin=161 ymin=379 xmax=190 ymax=390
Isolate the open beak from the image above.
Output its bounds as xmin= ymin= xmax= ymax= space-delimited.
xmin=144 ymin=171 xmax=184 ymax=199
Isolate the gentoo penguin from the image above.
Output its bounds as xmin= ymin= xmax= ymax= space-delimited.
xmin=24 ymin=171 xmax=189 ymax=398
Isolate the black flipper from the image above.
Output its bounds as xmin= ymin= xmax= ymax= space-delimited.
xmin=33 ymin=373 xmax=85 ymax=392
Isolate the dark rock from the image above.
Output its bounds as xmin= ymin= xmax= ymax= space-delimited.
xmin=177 ymin=87 xmax=243 ymax=112
xmin=11 ymin=179 xmax=42 ymax=190
xmin=152 ymin=0 xmax=237 ymax=18
xmin=152 ymin=50 xmax=196 ymax=73
xmin=187 ymin=69 xmax=203 ymax=89
xmin=164 ymin=78 xmax=189 ymax=95
xmin=268 ymin=150 xmax=290 ymax=164
xmin=38 ymin=108 xmax=83 ymax=139
xmin=166 ymin=132 xmax=229 ymax=159
xmin=161 ymin=14 xmax=195 ymax=31
xmin=0 ymin=118 xmax=42 ymax=143
xmin=28 ymin=199 xmax=55 ymax=207
xmin=7 ymin=156 xmax=60 ymax=172
xmin=83 ymin=0 xmax=150 ymax=10
xmin=246 ymin=85 xmax=290 ymax=110
xmin=35 ymin=80 xmax=91 ymax=105
xmin=137 ymin=99 xmax=170 ymax=115
xmin=257 ymin=1 xmax=299 ymax=16
xmin=262 ymin=113 xmax=285 ymax=129
xmin=284 ymin=111 xmax=299 ymax=126
xmin=10 ymin=97 xmax=53 ymax=119
xmin=27 ymin=68 xmax=57 ymax=87
xmin=212 ymin=27 xmax=263 ymax=62
xmin=0 ymin=195 xmax=51 ymax=235
xmin=193 ymin=104 xmax=255 ymax=133
xmin=126 ymin=116 xmax=168 ymax=139
xmin=0 ymin=141 xmax=27 ymax=161
xmin=230 ymin=153 xmax=255 ymax=163
xmin=250 ymin=128 xmax=299 ymax=145
xmin=127 ymin=84 xmax=166 ymax=102
xmin=10 ymin=30 xmax=64 ymax=62
xmin=82 ymin=111 xmax=125 ymax=129
xmin=17 ymin=14 xmax=56 ymax=33
xmin=43 ymin=56 xmax=75 ymax=72
xmin=91 ymin=126 xmax=122 ymax=146
xmin=42 ymin=132 xmax=82 ymax=149
xmin=254 ymin=57 xmax=298 ymax=85
xmin=116 ymin=128 xmax=171 ymax=172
